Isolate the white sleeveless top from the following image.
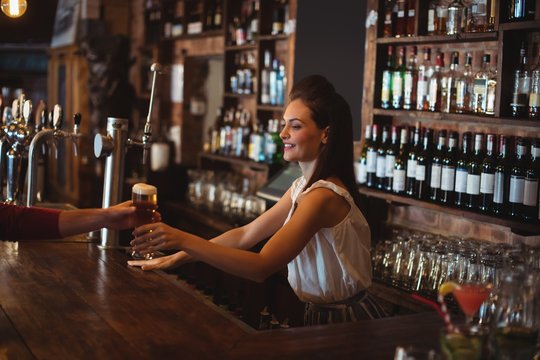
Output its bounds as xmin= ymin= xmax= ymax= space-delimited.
xmin=285 ymin=177 xmax=372 ymax=304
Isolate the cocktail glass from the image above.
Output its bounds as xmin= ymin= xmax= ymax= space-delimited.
xmin=452 ymin=283 xmax=492 ymax=326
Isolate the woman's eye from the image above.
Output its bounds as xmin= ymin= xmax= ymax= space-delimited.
xmin=292 ymin=125 xmax=301 ymax=130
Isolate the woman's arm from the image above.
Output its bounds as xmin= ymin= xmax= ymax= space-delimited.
xmin=130 ymin=187 xmax=348 ymax=282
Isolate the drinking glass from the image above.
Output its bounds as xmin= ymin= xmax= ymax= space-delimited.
xmin=440 ymin=324 xmax=487 ymax=360
xmin=131 ymin=183 xmax=158 ymax=260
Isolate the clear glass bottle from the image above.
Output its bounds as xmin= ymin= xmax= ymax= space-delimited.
xmin=392 ymin=46 xmax=406 ymax=109
xmin=427 ymin=0 xmax=438 ymax=35
xmin=446 ymin=0 xmax=465 ymax=35
xmin=511 ymin=43 xmax=530 ymax=118
xmin=381 ymin=45 xmax=394 ymax=109
xmin=441 ymin=51 xmax=460 ymax=113
xmin=435 ymin=1 xmax=448 ymax=35
xmin=472 ymin=54 xmax=492 ymax=114
xmin=529 ymin=69 xmax=540 ymax=119
xmin=456 ymin=52 xmax=474 ymax=113
xmin=403 ymin=46 xmax=418 ymax=110
xmin=428 ymin=50 xmax=444 ymax=112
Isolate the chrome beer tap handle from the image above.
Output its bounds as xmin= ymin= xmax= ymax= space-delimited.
xmin=141 ymin=63 xmax=162 ymax=166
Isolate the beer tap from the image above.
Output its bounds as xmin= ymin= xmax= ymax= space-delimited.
xmin=5 ymin=99 xmax=32 ymax=204
xmin=0 ymin=106 xmax=13 ymax=201
xmin=26 ymin=105 xmax=82 ymax=206
xmin=93 ymin=62 xmax=162 ymax=249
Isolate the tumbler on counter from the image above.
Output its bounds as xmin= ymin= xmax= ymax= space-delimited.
xmin=131 ymin=183 xmax=158 ymax=260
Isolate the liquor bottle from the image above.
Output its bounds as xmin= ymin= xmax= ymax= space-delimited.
xmin=406 ymin=0 xmax=416 ymax=36
xmin=415 ymin=128 xmax=434 ymax=200
xmin=441 ymin=51 xmax=460 ymax=113
xmin=508 ymin=137 xmax=528 ymax=217
xmin=268 ymin=119 xmax=283 ymax=165
xmin=530 ymin=69 xmax=540 ymax=118
xmin=485 ymin=62 xmax=497 ymax=115
xmin=523 ymin=139 xmax=539 ymax=221
xmin=472 ymin=54 xmax=493 ymax=114
xmin=381 ymin=46 xmax=394 ymax=109
xmin=248 ymin=120 xmax=264 ymax=162
xmin=392 ymin=46 xmax=406 ymax=109
xmin=429 ymin=129 xmax=447 ymax=201
xmin=247 ymin=0 xmax=259 ymax=43
xmin=508 ymin=0 xmax=536 ymax=21
xmin=447 ymin=0 xmax=465 ymax=35
xmin=493 ymin=135 xmax=511 ymax=215
xmin=383 ymin=0 xmax=395 ymax=37
xmin=406 ymin=124 xmax=421 ymax=197
xmin=511 ymin=43 xmax=530 ymax=118
xmin=479 ymin=134 xmax=496 ymax=212
xmin=271 ymin=0 xmax=285 ymax=35
xmin=261 ymin=50 xmax=272 ymax=105
xmin=456 ymin=52 xmax=474 ymax=113
xmin=427 ymin=0 xmax=437 ymax=35
xmin=171 ymin=0 xmax=184 ymax=37
xmin=465 ymin=133 xmax=484 ymax=209
xmin=269 ymin=59 xmax=279 ymax=105
xmin=435 ymin=2 xmax=448 ymax=35
xmin=440 ymin=131 xmax=459 ymax=204
xmin=466 ymin=0 xmax=488 ymax=32
xmin=357 ymin=124 xmax=372 ymax=185
xmin=395 ymin=0 xmax=407 ymax=37
xmin=366 ymin=124 xmax=379 ymax=188
xmin=393 ymin=127 xmax=409 ymax=194
xmin=428 ymin=50 xmax=444 ymax=112
xmin=403 ymin=46 xmax=418 ymax=110
xmin=276 ymin=63 xmax=286 ymax=106
xmin=416 ymin=47 xmax=433 ymax=111
xmin=385 ymin=126 xmax=399 ymax=191
xmin=376 ymin=126 xmax=390 ymax=190
xmin=210 ymin=107 xmax=223 ymax=154
xmin=214 ymin=0 xmax=222 ymax=29
xmin=454 ymin=132 xmax=472 ymax=207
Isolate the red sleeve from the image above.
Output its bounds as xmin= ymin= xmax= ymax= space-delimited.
xmin=0 ymin=204 xmax=61 ymax=240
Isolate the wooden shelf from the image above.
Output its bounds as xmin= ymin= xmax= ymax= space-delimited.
xmin=161 ymin=29 xmax=225 ymax=42
xmin=199 ymin=152 xmax=269 ymax=171
xmin=498 ymin=20 xmax=540 ymax=31
xmin=257 ymin=104 xmax=285 ymax=112
xmin=224 ymin=92 xmax=256 ymax=98
xmin=372 ymin=108 xmax=540 ymax=129
xmin=225 ymin=43 xmax=258 ymax=51
xmin=258 ymin=34 xmax=289 ymax=41
xmin=358 ymin=186 xmax=540 ymax=235
xmin=376 ymin=31 xmax=498 ymax=45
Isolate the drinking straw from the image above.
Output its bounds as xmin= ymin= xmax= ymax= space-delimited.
xmin=411 ymin=294 xmax=454 ymax=332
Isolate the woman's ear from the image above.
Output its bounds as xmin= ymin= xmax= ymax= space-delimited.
xmin=321 ymin=126 xmax=330 ymax=144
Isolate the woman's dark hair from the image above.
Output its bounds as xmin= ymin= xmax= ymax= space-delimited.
xmin=288 ymin=74 xmax=363 ymax=209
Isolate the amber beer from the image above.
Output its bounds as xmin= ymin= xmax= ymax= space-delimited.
xmin=131 ymin=183 xmax=158 ymax=259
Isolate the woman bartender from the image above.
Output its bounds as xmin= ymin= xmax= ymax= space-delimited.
xmin=129 ymin=75 xmax=386 ymax=325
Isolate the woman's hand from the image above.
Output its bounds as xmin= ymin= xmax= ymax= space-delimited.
xmin=128 ymin=252 xmax=188 ymax=270
xmin=130 ymin=222 xmax=183 ymax=255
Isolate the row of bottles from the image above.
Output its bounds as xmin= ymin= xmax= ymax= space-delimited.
xmin=260 ymin=50 xmax=287 ymax=106
xmin=229 ymin=51 xmax=257 ymax=95
xmin=380 ymin=46 xmax=497 ymax=115
xmin=382 ymin=0 xmax=536 ymax=38
xmin=357 ymin=123 xmax=540 ymax=222
xmin=207 ymin=106 xmax=284 ymax=165
xmin=227 ymin=0 xmax=289 ymax=46
xmin=510 ymin=42 xmax=540 ymax=119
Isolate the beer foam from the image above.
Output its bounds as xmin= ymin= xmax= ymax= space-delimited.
xmin=132 ymin=183 xmax=157 ymax=195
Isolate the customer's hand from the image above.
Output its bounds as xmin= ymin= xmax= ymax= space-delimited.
xmin=128 ymin=251 xmax=190 ymax=270
xmin=130 ymin=222 xmax=182 ymax=255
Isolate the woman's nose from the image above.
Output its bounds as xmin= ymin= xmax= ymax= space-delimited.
xmin=280 ymin=126 xmax=289 ymax=139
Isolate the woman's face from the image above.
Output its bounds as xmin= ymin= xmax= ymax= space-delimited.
xmin=280 ymin=99 xmax=328 ymax=163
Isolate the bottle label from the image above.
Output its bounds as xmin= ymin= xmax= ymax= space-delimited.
xmin=416 ymin=80 xmax=427 ymax=108
xmin=441 ymin=166 xmax=456 ymax=191
xmin=493 ymin=172 xmax=505 ymax=204
xmin=455 ymin=169 xmax=468 ymax=193
xmin=416 ymin=164 xmax=426 ymax=181
xmin=430 ymin=164 xmax=442 ymax=189
xmin=366 ymin=150 xmax=377 ymax=173
xmin=376 ymin=155 xmax=386 ymax=178
xmin=393 ymin=169 xmax=406 ymax=192
xmin=407 ymin=159 xmax=417 ymax=177
xmin=404 ymin=73 xmax=414 ymax=105
xmin=356 ymin=162 xmax=367 ymax=184
xmin=529 ymin=93 xmax=540 ymax=107
xmin=524 ymin=179 xmax=539 ymax=206
xmin=427 ymin=9 xmax=435 ymax=32
xmin=392 ymin=73 xmax=403 ymax=103
xmin=408 ymin=9 xmax=415 ymax=17
xmin=428 ymin=80 xmax=438 ymax=109
xmin=466 ymin=174 xmax=481 ymax=195
xmin=385 ymin=155 xmax=396 ymax=177
xmin=397 ymin=10 xmax=405 ymax=18
xmin=509 ymin=175 xmax=525 ymax=203
xmin=480 ymin=173 xmax=495 ymax=194
xmin=381 ymin=71 xmax=392 ymax=104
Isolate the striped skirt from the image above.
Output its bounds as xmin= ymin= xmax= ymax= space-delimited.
xmin=304 ymin=290 xmax=387 ymax=326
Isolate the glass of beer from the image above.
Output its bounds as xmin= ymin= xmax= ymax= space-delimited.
xmin=131 ymin=183 xmax=158 ymax=260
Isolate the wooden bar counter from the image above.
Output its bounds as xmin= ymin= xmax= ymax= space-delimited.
xmin=0 ymin=239 xmax=443 ymax=359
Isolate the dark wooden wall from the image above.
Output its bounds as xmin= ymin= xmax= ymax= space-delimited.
xmin=293 ymin=0 xmax=366 ymax=140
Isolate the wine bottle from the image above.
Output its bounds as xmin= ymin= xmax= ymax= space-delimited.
xmin=479 ymin=133 xmax=496 ymax=212
xmin=429 ymin=129 xmax=447 ymax=201
xmin=392 ymin=46 xmax=406 ymax=109
xmin=441 ymin=51 xmax=460 ymax=113
xmin=382 ymin=0 xmax=395 ymax=37
xmin=357 ymin=125 xmax=372 ymax=186
xmin=381 ymin=46 xmax=394 ymax=109
xmin=455 ymin=132 xmax=472 ymax=207
xmin=510 ymin=43 xmax=530 ymax=118
xmin=493 ymin=135 xmax=511 ymax=215
xmin=385 ymin=125 xmax=399 ymax=192
xmin=440 ymin=131 xmax=459 ymax=204
xmin=393 ymin=127 xmax=409 ymax=195
xmin=415 ymin=128 xmax=434 ymax=200
xmin=403 ymin=46 xmax=418 ymax=110
xmin=465 ymin=133 xmax=484 ymax=209
xmin=416 ymin=47 xmax=433 ymax=111
xmin=508 ymin=137 xmax=528 ymax=217
xmin=376 ymin=126 xmax=390 ymax=190
xmin=428 ymin=50 xmax=444 ymax=112
xmin=523 ymin=139 xmax=540 ymax=221
xmin=366 ymin=124 xmax=379 ymax=188
xmin=406 ymin=124 xmax=422 ymax=196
